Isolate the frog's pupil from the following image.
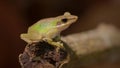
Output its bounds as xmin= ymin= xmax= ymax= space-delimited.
xmin=62 ymin=18 xmax=68 ymax=23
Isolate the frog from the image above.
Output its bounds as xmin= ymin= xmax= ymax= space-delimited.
xmin=20 ymin=12 xmax=78 ymax=44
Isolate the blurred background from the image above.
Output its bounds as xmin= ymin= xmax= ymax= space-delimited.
xmin=0 ymin=0 xmax=120 ymax=68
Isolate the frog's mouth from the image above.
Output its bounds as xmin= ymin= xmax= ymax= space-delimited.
xmin=56 ymin=17 xmax=78 ymax=31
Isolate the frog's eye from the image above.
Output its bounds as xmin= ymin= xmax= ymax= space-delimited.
xmin=61 ymin=18 xmax=68 ymax=23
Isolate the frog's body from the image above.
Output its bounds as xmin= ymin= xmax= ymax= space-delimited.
xmin=20 ymin=12 xmax=78 ymax=43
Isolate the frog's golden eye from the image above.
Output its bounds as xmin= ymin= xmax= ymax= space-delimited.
xmin=61 ymin=18 xmax=68 ymax=23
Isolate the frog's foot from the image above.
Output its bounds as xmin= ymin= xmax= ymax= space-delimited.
xmin=42 ymin=38 xmax=53 ymax=42
xmin=42 ymin=38 xmax=64 ymax=50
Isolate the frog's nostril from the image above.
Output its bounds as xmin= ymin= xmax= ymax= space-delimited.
xmin=61 ymin=18 xmax=68 ymax=23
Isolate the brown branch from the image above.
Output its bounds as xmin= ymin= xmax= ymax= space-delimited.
xmin=19 ymin=40 xmax=69 ymax=68
xmin=61 ymin=23 xmax=120 ymax=68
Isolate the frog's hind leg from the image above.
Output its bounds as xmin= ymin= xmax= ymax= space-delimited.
xmin=20 ymin=34 xmax=32 ymax=44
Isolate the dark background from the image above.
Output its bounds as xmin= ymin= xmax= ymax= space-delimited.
xmin=0 ymin=0 xmax=120 ymax=68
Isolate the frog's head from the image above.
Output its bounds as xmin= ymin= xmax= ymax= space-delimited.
xmin=54 ymin=12 xmax=78 ymax=32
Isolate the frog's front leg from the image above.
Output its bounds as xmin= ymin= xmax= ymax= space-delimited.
xmin=52 ymin=35 xmax=61 ymax=41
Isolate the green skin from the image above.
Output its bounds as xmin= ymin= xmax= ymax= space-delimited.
xmin=20 ymin=12 xmax=78 ymax=44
